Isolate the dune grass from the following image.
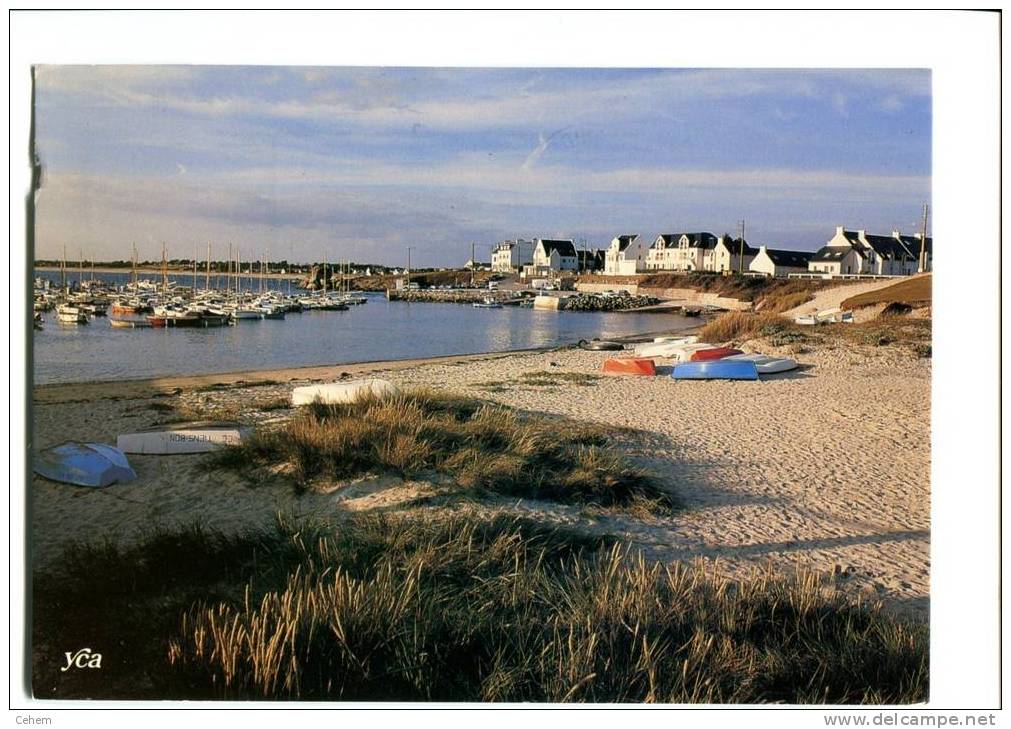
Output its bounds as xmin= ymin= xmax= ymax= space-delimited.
xmin=34 ymin=514 xmax=927 ymax=703
xmin=208 ymin=389 xmax=671 ymax=512
xmin=697 ymin=312 xmax=797 ymax=343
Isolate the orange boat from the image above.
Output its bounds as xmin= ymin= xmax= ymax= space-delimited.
xmin=690 ymin=347 xmax=743 ymax=362
xmin=602 ymin=358 xmax=656 ymax=376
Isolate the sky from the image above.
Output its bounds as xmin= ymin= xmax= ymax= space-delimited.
xmin=32 ymin=66 xmax=931 ymax=267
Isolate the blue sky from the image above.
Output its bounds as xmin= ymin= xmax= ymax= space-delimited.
xmin=33 ymin=66 xmax=930 ymax=266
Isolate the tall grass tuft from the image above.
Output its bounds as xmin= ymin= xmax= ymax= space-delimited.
xmin=208 ymin=389 xmax=673 ymax=512
xmin=697 ymin=312 xmax=794 ymax=343
xmin=162 ymin=514 xmax=928 ymax=703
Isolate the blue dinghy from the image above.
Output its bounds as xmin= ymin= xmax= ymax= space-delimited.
xmin=671 ymin=360 xmax=759 ymax=381
xmin=34 ymin=442 xmax=137 ymax=487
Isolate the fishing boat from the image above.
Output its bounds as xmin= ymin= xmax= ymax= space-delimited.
xmin=602 ymin=358 xmax=656 ymax=376
xmin=291 ymin=378 xmax=400 ymax=406
xmin=147 ymin=311 xmax=201 ymax=328
xmin=117 ymin=421 xmax=248 ymax=455
xmin=34 ymin=442 xmax=137 ymax=487
xmin=689 ymin=347 xmax=743 ymax=362
xmin=473 ymin=296 xmax=502 ymax=309
xmin=109 ymin=317 xmax=153 ymax=329
xmin=672 ymin=360 xmax=759 ymax=381
xmin=56 ymin=304 xmax=88 ymax=324
xmin=723 ymin=353 xmax=799 ymax=374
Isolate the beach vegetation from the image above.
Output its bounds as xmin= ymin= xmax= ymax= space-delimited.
xmin=207 ymin=389 xmax=671 ymax=512
xmin=32 ymin=514 xmax=928 ymax=702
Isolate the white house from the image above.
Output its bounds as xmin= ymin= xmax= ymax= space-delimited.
xmin=749 ymin=246 xmax=815 ymax=277
xmin=524 ymin=238 xmax=578 ymax=277
xmin=645 ymin=232 xmax=720 ymax=271
xmin=604 ymin=234 xmax=648 ymax=275
xmin=491 ymin=239 xmax=535 ymax=273
xmin=809 ymin=227 xmax=932 ymax=276
xmin=712 ymin=235 xmax=757 ymax=273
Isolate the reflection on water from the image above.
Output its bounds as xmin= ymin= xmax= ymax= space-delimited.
xmin=33 ymin=272 xmax=695 ymax=385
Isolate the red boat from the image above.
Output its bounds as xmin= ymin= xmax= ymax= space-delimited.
xmin=147 ymin=314 xmax=201 ymax=328
xmin=690 ymin=347 xmax=743 ymax=362
xmin=602 ymin=358 xmax=657 ymax=376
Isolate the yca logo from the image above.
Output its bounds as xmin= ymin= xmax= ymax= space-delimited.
xmin=60 ymin=648 xmax=102 ymax=672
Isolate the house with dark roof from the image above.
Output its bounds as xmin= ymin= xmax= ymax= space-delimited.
xmin=524 ymin=238 xmax=578 ymax=276
xmin=645 ymin=232 xmax=720 ymax=271
xmin=491 ymin=239 xmax=535 ymax=272
xmin=713 ymin=236 xmax=758 ymax=273
xmin=604 ymin=234 xmax=648 ymax=275
xmin=808 ymin=226 xmax=932 ymax=276
xmin=577 ymin=248 xmax=605 ymax=272
xmin=750 ymin=246 xmax=815 ymax=277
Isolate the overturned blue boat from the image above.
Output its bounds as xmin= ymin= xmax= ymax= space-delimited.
xmin=34 ymin=442 xmax=137 ymax=487
xmin=671 ymin=360 xmax=759 ymax=381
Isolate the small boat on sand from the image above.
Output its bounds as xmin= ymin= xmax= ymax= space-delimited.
xmin=634 ymin=337 xmax=701 ymax=357
xmin=672 ymin=360 xmax=759 ymax=381
xmin=689 ymin=347 xmax=743 ymax=362
xmin=579 ymin=339 xmax=625 ymax=351
xmin=723 ymin=353 xmax=799 ymax=374
xmin=635 ymin=342 xmax=713 ymax=361
xmin=602 ymin=358 xmax=656 ymax=376
xmin=117 ymin=421 xmax=248 ymax=454
xmin=291 ymin=378 xmax=401 ymax=406
xmin=34 ymin=442 xmax=137 ymax=487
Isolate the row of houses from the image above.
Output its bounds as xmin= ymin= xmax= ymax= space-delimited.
xmin=489 ymin=226 xmax=932 ymax=278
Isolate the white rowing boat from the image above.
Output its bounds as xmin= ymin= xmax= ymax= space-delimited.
xmin=723 ymin=353 xmax=799 ymax=374
xmin=117 ymin=421 xmax=248 ymax=454
xmin=291 ymin=378 xmax=400 ymax=406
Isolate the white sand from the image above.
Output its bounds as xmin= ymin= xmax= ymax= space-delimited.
xmin=31 ymin=337 xmax=930 ymax=621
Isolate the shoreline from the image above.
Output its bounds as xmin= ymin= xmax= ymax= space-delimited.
xmin=33 ymin=323 xmax=699 ymax=399
xmin=30 ymin=334 xmax=931 ymax=622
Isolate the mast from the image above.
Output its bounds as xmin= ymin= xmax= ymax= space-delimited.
xmin=917 ymin=203 xmax=929 ymax=273
xmin=131 ymin=243 xmax=137 ymax=291
xmin=61 ymin=244 xmax=66 ymax=292
xmin=227 ymin=242 xmax=232 ymax=295
xmin=161 ymin=242 xmax=168 ymax=292
xmin=323 ymin=251 xmax=327 ymax=296
xmin=205 ymin=242 xmax=211 ymax=292
xmin=79 ymin=247 xmax=83 ymax=286
xmin=738 ymin=219 xmax=746 ymax=274
xmin=193 ymin=244 xmax=197 ymax=293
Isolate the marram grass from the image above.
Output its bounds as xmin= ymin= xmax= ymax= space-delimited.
xmin=35 ymin=515 xmax=927 ymax=702
xmin=208 ymin=389 xmax=675 ymax=513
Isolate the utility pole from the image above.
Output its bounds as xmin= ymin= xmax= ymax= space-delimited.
xmin=738 ymin=219 xmax=746 ymax=274
xmin=917 ymin=203 xmax=929 ymax=273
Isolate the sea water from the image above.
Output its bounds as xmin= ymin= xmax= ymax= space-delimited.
xmin=31 ymin=271 xmax=695 ymax=385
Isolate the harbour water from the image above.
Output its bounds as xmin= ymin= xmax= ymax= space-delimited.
xmin=33 ymin=271 xmax=695 ymax=385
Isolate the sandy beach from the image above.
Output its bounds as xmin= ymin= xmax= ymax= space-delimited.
xmin=30 ymin=333 xmax=930 ymax=621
